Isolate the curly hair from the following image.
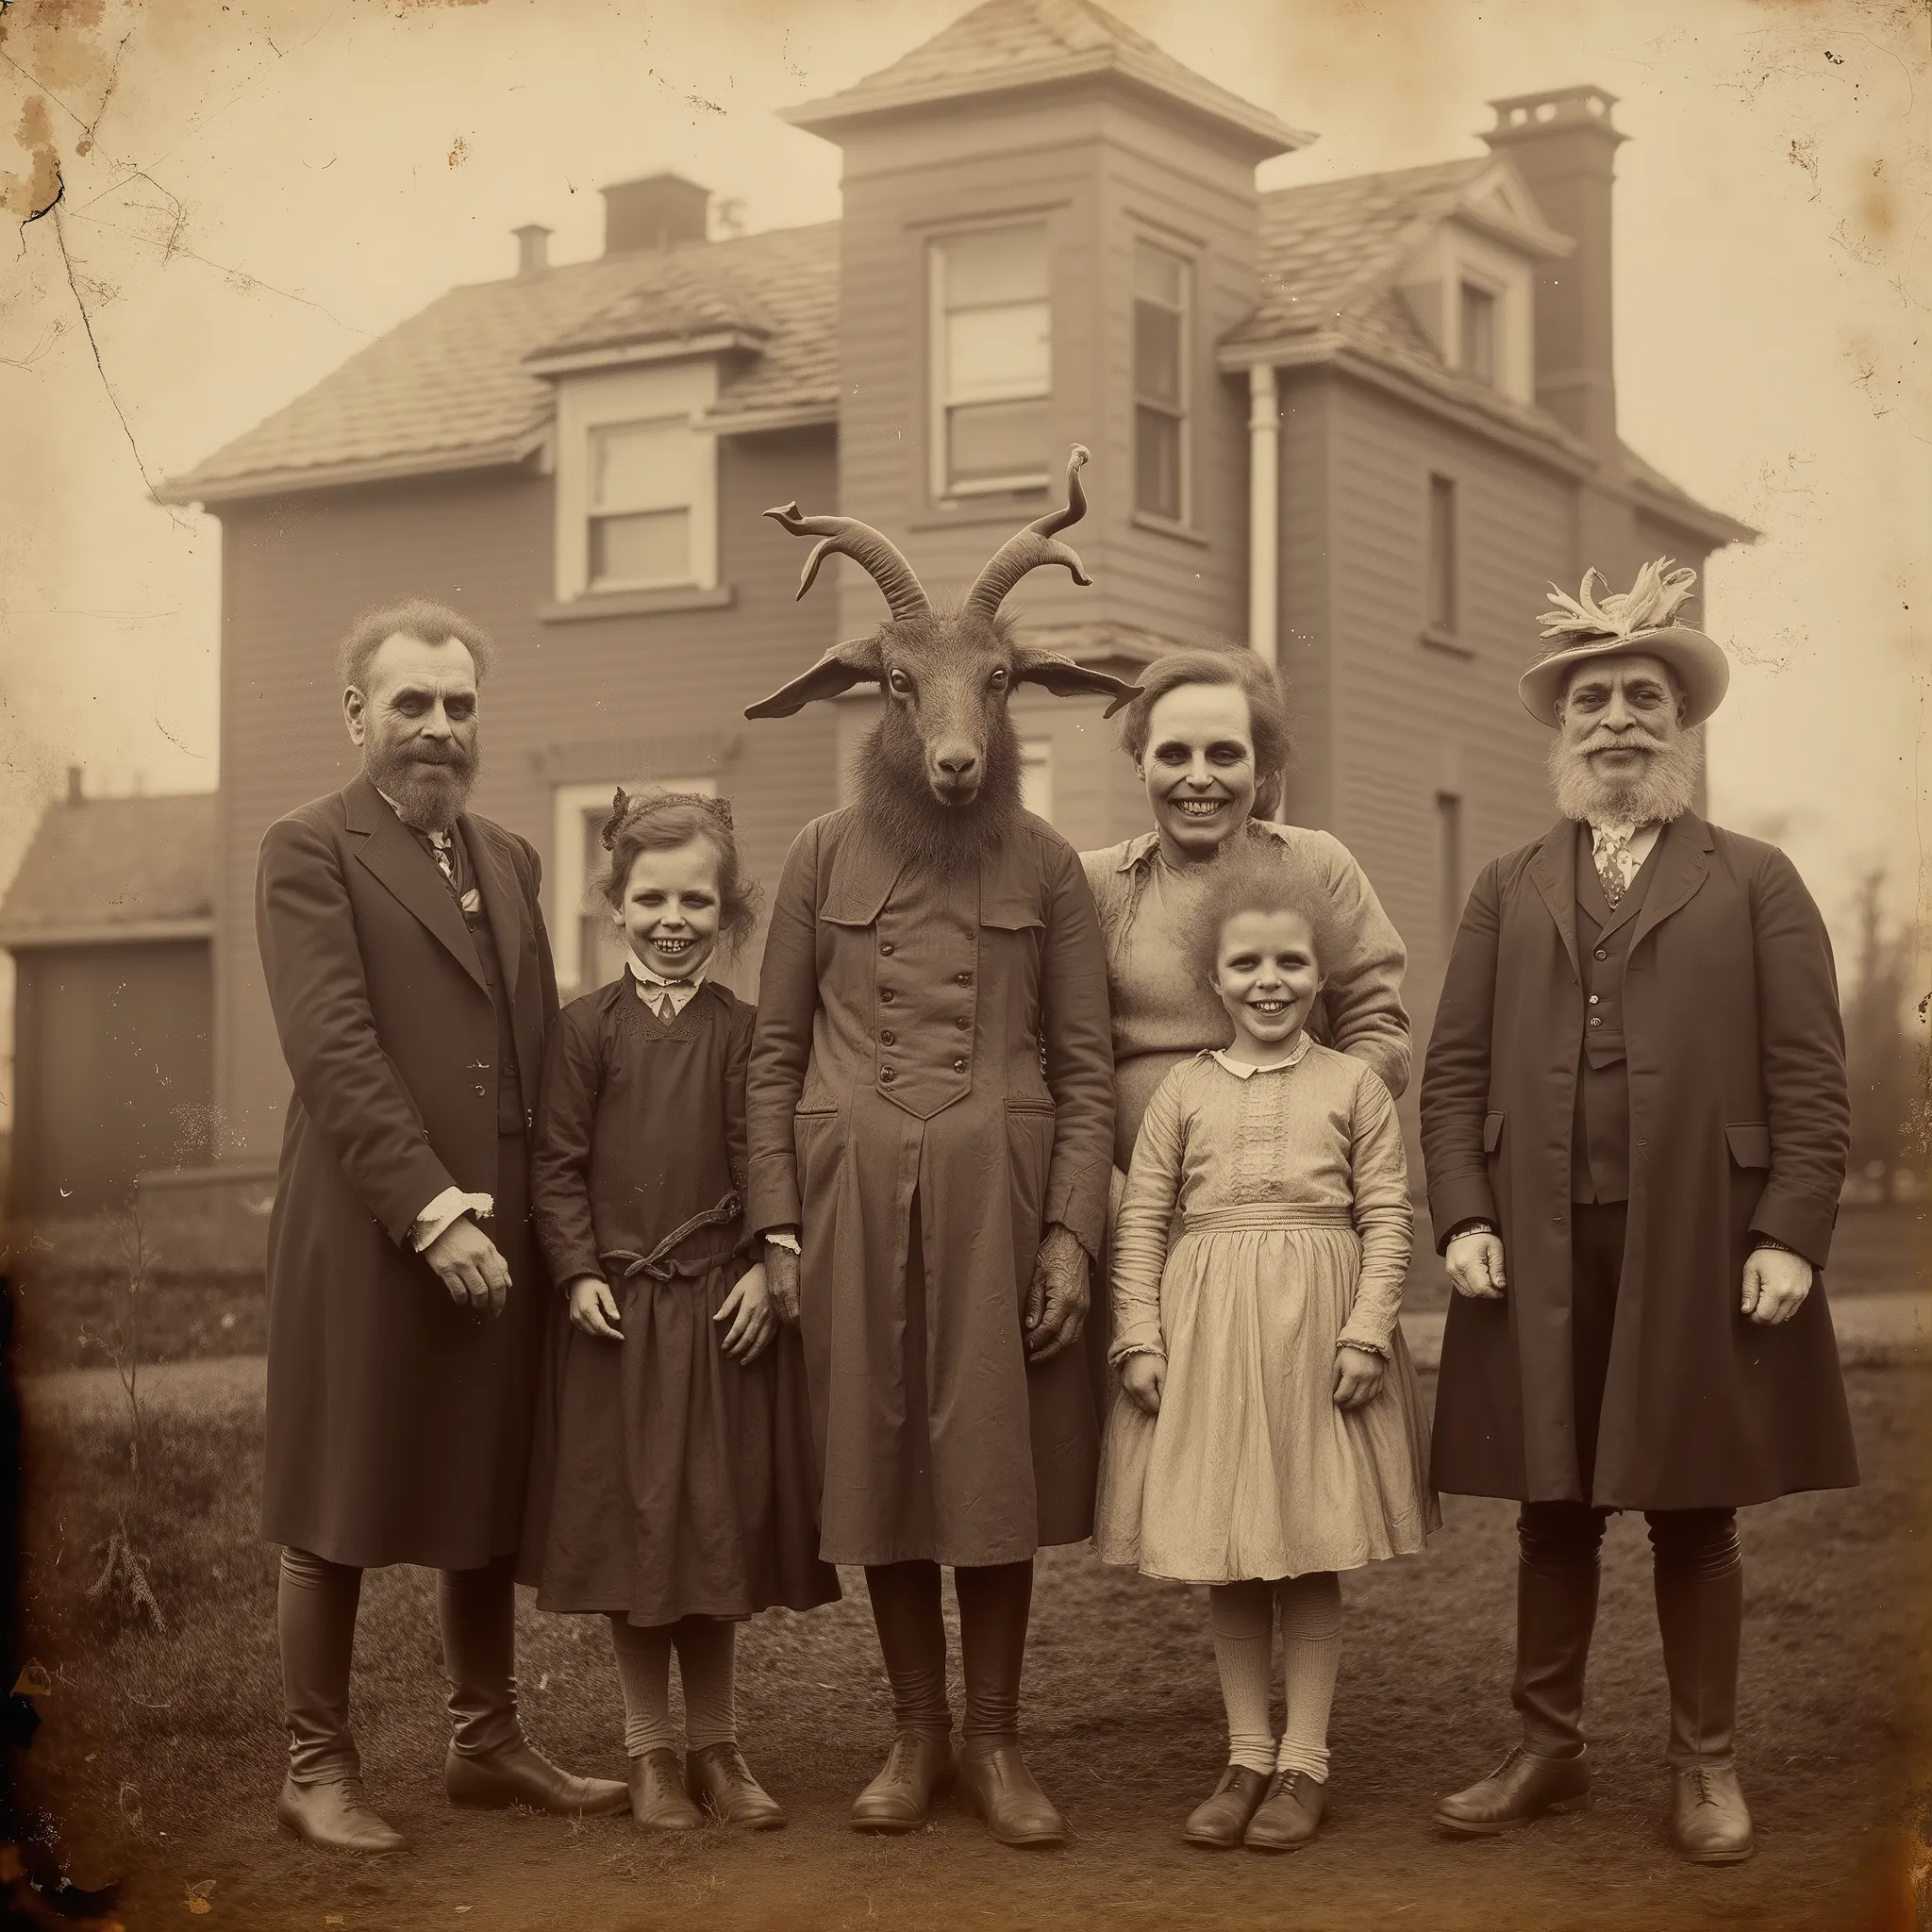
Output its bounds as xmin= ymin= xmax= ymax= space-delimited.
xmin=595 ymin=789 xmax=763 ymax=960
xmin=1187 ymin=836 xmax=1337 ymax=991
xmin=1114 ymin=646 xmax=1292 ymax=821
xmin=336 ymin=598 xmax=496 ymax=692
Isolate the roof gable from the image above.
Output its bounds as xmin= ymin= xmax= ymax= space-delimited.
xmin=0 ymin=793 xmax=217 ymax=949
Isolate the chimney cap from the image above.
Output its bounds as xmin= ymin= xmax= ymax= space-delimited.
xmin=1484 ymin=85 xmax=1624 ymax=144
xmin=600 ymin=173 xmax=711 ymax=254
xmin=513 ymin=223 xmax=552 ymax=278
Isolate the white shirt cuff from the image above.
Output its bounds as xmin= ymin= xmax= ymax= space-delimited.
xmin=411 ymin=1187 xmax=494 ymax=1252
xmin=763 ymin=1229 xmax=802 ymax=1254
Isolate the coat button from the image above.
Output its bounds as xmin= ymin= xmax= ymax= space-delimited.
xmin=880 ymin=989 xmax=895 ymax=1004
xmin=880 ymin=1067 xmax=896 ymax=1083
xmin=952 ymin=1058 xmax=966 ymax=1072
xmin=474 ymin=1083 xmax=486 ymax=1096
xmin=955 ymin=1015 xmax=970 ymax=1029
xmin=880 ymin=1029 xmax=896 ymax=1045
xmin=880 ymin=941 xmax=894 ymax=956
xmin=1589 ymin=1017 xmax=1602 ymax=1028
xmin=956 ymin=971 xmax=972 ymax=986
xmin=1594 ymin=948 xmax=1607 ymax=960
xmin=1588 ymin=994 xmax=1600 ymax=1005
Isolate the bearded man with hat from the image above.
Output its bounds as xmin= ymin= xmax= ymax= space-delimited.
xmin=1420 ymin=560 xmax=1857 ymax=1864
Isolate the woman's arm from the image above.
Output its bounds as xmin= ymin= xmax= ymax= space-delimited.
xmin=1337 ymin=1069 xmax=1416 ymax=1357
xmin=1301 ymin=829 xmax=1412 ymax=1099
xmin=1108 ymin=1069 xmax=1187 ymax=1365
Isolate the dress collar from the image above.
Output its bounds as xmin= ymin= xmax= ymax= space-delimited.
xmin=625 ymin=952 xmax=708 ymax=995
xmin=1211 ymin=1032 xmax=1313 ymax=1079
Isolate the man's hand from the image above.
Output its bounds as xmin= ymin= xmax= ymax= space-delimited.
xmin=567 ymin=1274 xmax=622 ymax=1341
xmin=1446 ymin=1229 xmax=1507 ymax=1300
xmin=715 ymin=1261 xmax=778 ymax=1363
xmin=1024 ymin=1223 xmax=1090 ymax=1361
xmin=1121 ymin=1352 xmax=1164 ymax=1416
xmin=763 ymin=1234 xmax=802 ymax=1324
xmin=425 ymin=1214 xmax=511 ymax=1316
xmin=1332 ymin=1345 xmax=1387 ymax=1410
xmin=1742 ymin=1245 xmax=1812 ymax=1325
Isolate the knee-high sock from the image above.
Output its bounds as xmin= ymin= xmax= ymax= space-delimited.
xmin=1208 ymin=1579 xmax=1276 ymax=1776
xmin=278 ymin=1547 xmax=363 ymax=1785
xmin=1275 ymin=1571 xmax=1341 ymax=1783
xmin=438 ymin=1555 xmax=524 ymax=1759
xmin=608 ymin=1618 xmax=677 ymax=1758
xmin=674 ymin=1616 xmax=738 ymax=1752
xmin=864 ymin=1561 xmax=951 ymax=1739
xmin=956 ymin=1559 xmax=1033 ymax=1750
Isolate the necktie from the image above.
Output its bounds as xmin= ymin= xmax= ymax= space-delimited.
xmin=1592 ymin=824 xmax=1632 ymax=909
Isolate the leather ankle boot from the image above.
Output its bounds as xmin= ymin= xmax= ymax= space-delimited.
xmin=276 ymin=1775 xmax=409 ymax=1854
xmin=1434 ymin=1745 xmax=1592 ymax=1835
xmin=850 ymin=1729 xmax=956 ymax=1832
xmin=627 ymin=1749 xmax=704 ymax=1832
xmin=1182 ymin=1765 xmax=1270 ymax=1848
xmin=688 ymin=1742 xmax=785 ymax=1829
xmin=1656 ymin=1550 xmax=1754 ymax=1863
xmin=956 ymin=1740 xmax=1069 ymax=1848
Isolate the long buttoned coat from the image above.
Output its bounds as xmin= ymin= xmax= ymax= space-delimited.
xmin=1420 ymin=812 xmax=1858 ymax=1509
xmin=256 ymin=773 xmax=558 ymax=1569
xmin=745 ymin=807 xmax=1115 ymax=1568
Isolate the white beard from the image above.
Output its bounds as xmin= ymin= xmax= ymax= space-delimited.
xmin=1547 ymin=728 xmax=1702 ymax=825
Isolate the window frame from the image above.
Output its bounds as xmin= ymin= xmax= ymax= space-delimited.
xmin=1424 ymin=472 xmax=1459 ymax=639
xmin=1020 ymin=737 xmax=1054 ymax=825
xmin=1131 ymin=236 xmax=1192 ymax=527
xmin=1435 ymin=790 xmax=1464 ymax=957
xmin=926 ymin=221 xmax=1054 ymax=502
xmin=1457 ymin=278 xmax=1501 ymax=389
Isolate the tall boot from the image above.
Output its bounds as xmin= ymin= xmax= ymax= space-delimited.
xmin=1436 ymin=1511 xmax=1599 ymax=1835
xmin=955 ymin=1560 xmax=1067 ymax=1849
xmin=852 ymin=1560 xmax=955 ymax=1832
xmin=440 ymin=1557 xmax=627 ymax=1816
xmin=275 ymin=1548 xmax=408 ymax=1854
xmin=1653 ymin=1512 xmax=1753 ymax=1864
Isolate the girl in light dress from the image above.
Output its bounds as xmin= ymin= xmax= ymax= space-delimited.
xmin=1094 ymin=842 xmax=1438 ymax=1853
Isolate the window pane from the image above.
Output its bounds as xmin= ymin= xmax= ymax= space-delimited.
xmin=1135 ymin=405 xmax=1182 ymax=521
xmin=1134 ymin=301 xmax=1182 ymax=406
xmin=946 ymin=302 xmax=1051 ymax=401
xmin=590 ymin=508 xmax=691 ymax=587
xmin=1427 ymin=475 xmax=1457 ymax=631
xmin=949 ymin=398 xmax=1049 ymax=484
xmin=591 ymin=418 xmax=689 ymax=511
xmin=1459 ymin=283 xmax=1497 ymax=387
xmin=941 ymin=226 xmax=1048 ymax=308
xmin=1133 ymin=240 xmax=1185 ymax=309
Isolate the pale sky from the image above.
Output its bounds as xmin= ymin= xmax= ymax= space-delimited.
xmin=2 ymin=0 xmax=1926 ymax=971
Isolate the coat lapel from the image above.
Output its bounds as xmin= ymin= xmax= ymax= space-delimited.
xmin=345 ymin=774 xmax=489 ymax=993
xmin=1628 ymin=813 xmax=1713 ymax=954
xmin=1524 ymin=820 xmax=1583 ymax=983
xmin=461 ymin=813 xmax=524 ymax=999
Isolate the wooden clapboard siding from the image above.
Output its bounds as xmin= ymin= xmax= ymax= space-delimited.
xmin=214 ymin=428 xmax=839 ymax=1162
xmin=1277 ymin=369 xmax=1338 ymax=829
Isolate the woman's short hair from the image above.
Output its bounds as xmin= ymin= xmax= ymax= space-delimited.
xmin=1188 ymin=835 xmax=1337 ymax=988
xmin=595 ymin=789 xmax=763 ymax=960
xmin=1115 ymin=647 xmax=1291 ymax=820
xmin=337 ymin=598 xmax=497 ymax=694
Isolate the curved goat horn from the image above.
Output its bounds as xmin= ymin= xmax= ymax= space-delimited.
xmin=962 ymin=444 xmax=1093 ymax=621
xmin=762 ymin=504 xmax=931 ymax=622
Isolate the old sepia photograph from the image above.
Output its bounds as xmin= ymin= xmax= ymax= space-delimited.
xmin=1 ymin=0 xmax=1925 ymax=1925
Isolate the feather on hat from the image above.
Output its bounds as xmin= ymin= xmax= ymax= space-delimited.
xmin=1517 ymin=558 xmax=1730 ymax=728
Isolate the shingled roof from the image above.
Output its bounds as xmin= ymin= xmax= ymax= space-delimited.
xmin=783 ymin=0 xmax=1310 ymax=158
xmin=157 ymin=223 xmax=838 ymax=504
xmin=0 ymin=792 xmax=217 ymax=949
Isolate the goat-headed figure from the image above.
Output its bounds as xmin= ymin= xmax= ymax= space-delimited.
xmin=747 ymin=445 xmax=1139 ymax=871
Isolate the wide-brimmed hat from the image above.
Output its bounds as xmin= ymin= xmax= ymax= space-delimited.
xmin=1517 ymin=559 xmax=1730 ymax=728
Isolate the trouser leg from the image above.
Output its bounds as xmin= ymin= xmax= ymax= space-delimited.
xmin=1512 ymin=1503 xmax=1607 ymax=1759
xmin=278 ymin=1547 xmax=363 ymax=1786
xmin=438 ymin=1554 xmax=524 ymax=1760
xmin=1650 ymin=1509 xmax=1743 ymax=1769
xmin=863 ymin=1560 xmax=952 ymax=1739
xmin=674 ymin=1616 xmax=739 ymax=1753
xmin=955 ymin=1558 xmax=1034 ymax=1751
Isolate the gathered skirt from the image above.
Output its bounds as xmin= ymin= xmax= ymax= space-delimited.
xmin=1094 ymin=1221 xmax=1440 ymax=1583
xmin=519 ymin=1251 xmax=841 ymax=1625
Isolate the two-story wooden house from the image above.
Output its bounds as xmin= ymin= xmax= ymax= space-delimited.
xmin=154 ymin=0 xmax=1750 ymax=1265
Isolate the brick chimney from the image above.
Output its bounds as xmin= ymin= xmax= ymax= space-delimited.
xmin=600 ymin=174 xmax=709 ymax=254
xmin=513 ymin=223 xmax=551 ymax=278
xmin=1483 ymin=86 xmax=1624 ymax=458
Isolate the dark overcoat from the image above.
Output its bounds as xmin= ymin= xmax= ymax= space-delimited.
xmin=1421 ymin=812 xmax=1858 ymax=1509
xmin=745 ymin=808 xmax=1115 ymax=1568
xmin=256 ymin=772 xmax=558 ymax=1569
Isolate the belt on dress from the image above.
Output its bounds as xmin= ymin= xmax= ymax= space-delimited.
xmin=1179 ymin=1204 xmax=1356 ymax=1234
xmin=602 ymin=1190 xmax=744 ymax=1285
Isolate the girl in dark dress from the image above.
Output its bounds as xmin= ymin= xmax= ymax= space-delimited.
xmin=522 ymin=791 xmax=838 ymax=1833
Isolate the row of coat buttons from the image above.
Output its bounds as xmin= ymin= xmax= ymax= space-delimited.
xmin=875 ymin=941 xmax=974 ymax=990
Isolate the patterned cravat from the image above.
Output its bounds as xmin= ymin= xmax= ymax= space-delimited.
xmin=420 ymin=825 xmax=458 ymax=890
xmin=1591 ymin=822 xmax=1635 ymax=909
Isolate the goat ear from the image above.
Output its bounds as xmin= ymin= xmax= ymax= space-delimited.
xmin=743 ymin=640 xmax=883 ymax=720
xmin=1012 ymin=647 xmax=1142 ymax=715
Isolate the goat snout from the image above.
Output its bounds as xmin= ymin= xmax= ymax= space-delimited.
xmin=928 ymin=741 xmax=982 ymax=799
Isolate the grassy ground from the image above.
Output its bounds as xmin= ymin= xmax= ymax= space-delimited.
xmin=10 ymin=1358 xmax=1928 ymax=1932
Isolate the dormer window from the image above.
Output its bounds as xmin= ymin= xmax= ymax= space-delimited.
xmin=1458 ymin=281 xmax=1499 ymax=388
xmin=929 ymin=225 xmax=1052 ymax=497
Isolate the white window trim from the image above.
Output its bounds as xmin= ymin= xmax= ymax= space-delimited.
xmin=927 ymin=225 xmax=1053 ymax=502
xmin=1020 ymin=738 xmax=1054 ymax=824
xmin=553 ymin=361 xmax=721 ymax=604
xmin=1131 ymin=238 xmax=1192 ymax=525
xmin=1395 ymin=223 xmax=1535 ymax=405
xmin=548 ymin=774 xmax=718 ymax=991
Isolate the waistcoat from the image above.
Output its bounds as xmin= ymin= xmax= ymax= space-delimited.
xmin=871 ymin=862 xmax=980 ymax=1121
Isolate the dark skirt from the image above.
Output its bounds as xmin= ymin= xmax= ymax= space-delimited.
xmin=519 ymin=1253 xmax=840 ymax=1624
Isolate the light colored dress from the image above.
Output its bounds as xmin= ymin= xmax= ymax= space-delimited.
xmin=1093 ymin=1041 xmax=1440 ymax=1584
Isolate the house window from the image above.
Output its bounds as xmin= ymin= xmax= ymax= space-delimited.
xmin=1436 ymin=791 xmax=1464 ymax=954
xmin=1133 ymin=241 xmax=1189 ymax=522
xmin=1426 ymin=475 xmax=1458 ymax=633
xmin=1020 ymin=739 xmax=1054 ymax=824
xmin=588 ymin=419 xmax=694 ymax=590
xmin=930 ymin=225 xmax=1051 ymax=496
xmin=1458 ymin=281 xmax=1498 ymax=388
xmin=549 ymin=776 xmax=717 ymax=997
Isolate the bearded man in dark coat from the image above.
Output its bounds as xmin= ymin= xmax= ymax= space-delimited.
xmin=1421 ymin=561 xmax=1857 ymax=1866
xmin=257 ymin=599 xmax=625 ymax=1852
